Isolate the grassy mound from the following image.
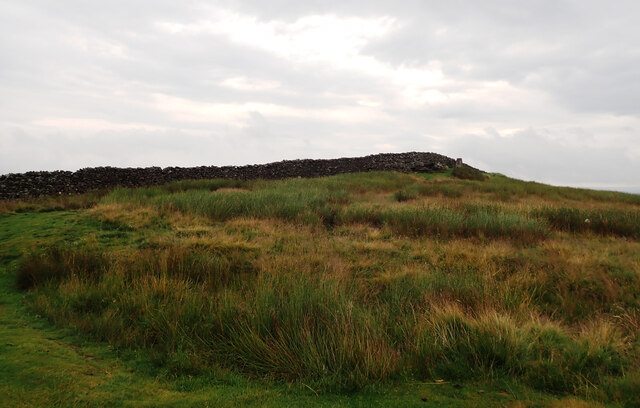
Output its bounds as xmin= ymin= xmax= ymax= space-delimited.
xmin=452 ymin=166 xmax=487 ymax=181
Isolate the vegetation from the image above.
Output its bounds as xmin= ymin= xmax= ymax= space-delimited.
xmin=1 ymin=170 xmax=640 ymax=407
xmin=452 ymin=165 xmax=487 ymax=181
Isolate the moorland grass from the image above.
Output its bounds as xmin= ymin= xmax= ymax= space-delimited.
xmin=6 ymin=170 xmax=640 ymax=405
xmin=452 ymin=166 xmax=486 ymax=181
xmin=20 ymin=243 xmax=631 ymax=393
xmin=533 ymin=207 xmax=640 ymax=238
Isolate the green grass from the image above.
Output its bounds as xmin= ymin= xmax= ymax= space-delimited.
xmin=2 ymin=170 xmax=640 ymax=407
xmin=533 ymin=207 xmax=640 ymax=238
xmin=0 ymin=257 xmax=579 ymax=407
xmin=452 ymin=166 xmax=486 ymax=181
xmin=342 ymin=205 xmax=547 ymax=242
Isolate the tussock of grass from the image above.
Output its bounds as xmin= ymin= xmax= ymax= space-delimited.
xmin=161 ymin=179 xmax=246 ymax=193
xmin=533 ymin=207 xmax=640 ymax=238
xmin=343 ymin=205 xmax=547 ymax=242
xmin=394 ymin=183 xmax=464 ymax=201
xmin=0 ymin=190 xmax=105 ymax=214
xmin=155 ymin=188 xmax=350 ymax=224
xmin=17 ymin=243 xmax=635 ymax=394
xmin=15 ymin=246 xmax=107 ymax=290
xmin=417 ymin=307 xmax=625 ymax=393
xmin=452 ymin=166 xmax=486 ymax=181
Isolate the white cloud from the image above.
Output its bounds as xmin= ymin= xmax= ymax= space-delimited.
xmin=64 ymin=35 xmax=129 ymax=59
xmin=33 ymin=117 xmax=166 ymax=133
xmin=152 ymin=93 xmax=389 ymax=125
xmin=219 ymin=76 xmax=281 ymax=91
xmin=157 ymin=9 xmax=451 ymax=108
xmin=158 ymin=11 xmax=397 ymax=66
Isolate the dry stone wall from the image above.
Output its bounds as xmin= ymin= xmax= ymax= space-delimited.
xmin=0 ymin=152 xmax=458 ymax=200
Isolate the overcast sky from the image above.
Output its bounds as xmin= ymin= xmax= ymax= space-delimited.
xmin=1 ymin=1 xmax=639 ymax=192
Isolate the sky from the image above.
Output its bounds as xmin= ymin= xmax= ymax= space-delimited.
xmin=1 ymin=1 xmax=639 ymax=192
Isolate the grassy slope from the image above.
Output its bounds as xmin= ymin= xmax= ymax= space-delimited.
xmin=1 ymin=170 xmax=639 ymax=407
xmin=0 ymin=214 xmax=561 ymax=408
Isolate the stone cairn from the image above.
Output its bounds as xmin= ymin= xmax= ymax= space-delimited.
xmin=0 ymin=152 xmax=459 ymax=200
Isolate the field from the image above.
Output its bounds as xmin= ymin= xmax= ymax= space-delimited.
xmin=1 ymin=168 xmax=639 ymax=407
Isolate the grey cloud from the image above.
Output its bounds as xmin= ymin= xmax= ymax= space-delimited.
xmin=444 ymin=128 xmax=640 ymax=192
xmin=360 ymin=1 xmax=640 ymax=115
xmin=1 ymin=1 xmax=639 ymax=193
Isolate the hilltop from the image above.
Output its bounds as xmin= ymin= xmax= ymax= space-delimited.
xmin=0 ymin=152 xmax=456 ymax=199
xmin=1 ymin=159 xmax=639 ymax=407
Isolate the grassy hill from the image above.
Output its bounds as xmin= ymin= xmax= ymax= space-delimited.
xmin=1 ymin=169 xmax=639 ymax=407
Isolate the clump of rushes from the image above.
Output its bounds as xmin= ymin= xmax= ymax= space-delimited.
xmin=342 ymin=205 xmax=547 ymax=243
xmin=393 ymin=184 xmax=435 ymax=202
xmin=415 ymin=306 xmax=627 ymax=393
xmin=394 ymin=182 xmax=466 ymax=200
xmin=0 ymin=189 xmax=105 ymax=214
xmin=15 ymin=246 xmax=107 ymax=290
xmin=533 ymin=207 xmax=640 ymax=238
xmin=17 ymin=244 xmax=632 ymax=393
